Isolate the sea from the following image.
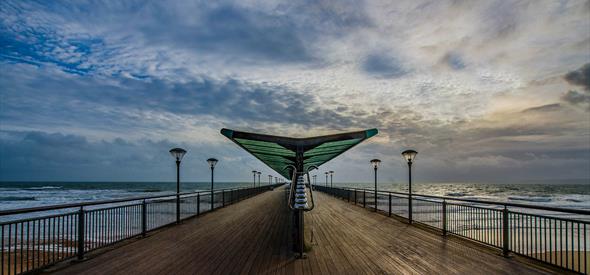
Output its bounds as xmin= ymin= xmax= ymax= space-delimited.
xmin=1 ymin=179 xmax=588 ymax=212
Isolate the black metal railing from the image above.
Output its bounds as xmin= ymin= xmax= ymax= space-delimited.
xmin=0 ymin=184 xmax=281 ymax=275
xmin=315 ymin=185 xmax=590 ymax=274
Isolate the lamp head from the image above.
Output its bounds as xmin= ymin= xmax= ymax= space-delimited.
xmin=169 ymin=148 xmax=187 ymax=161
xmin=401 ymin=149 xmax=418 ymax=163
xmin=370 ymin=158 xmax=381 ymax=169
xmin=206 ymin=158 xmax=218 ymax=168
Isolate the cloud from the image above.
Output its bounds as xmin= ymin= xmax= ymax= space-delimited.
xmin=0 ymin=64 xmax=373 ymax=139
xmin=0 ymin=129 xmax=279 ymax=182
xmin=361 ymin=53 xmax=408 ymax=78
xmin=136 ymin=4 xmax=313 ymax=63
xmin=521 ymin=103 xmax=562 ymax=113
xmin=564 ymin=63 xmax=590 ymax=91
xmin=440 ymin=51 xmax=466 ymax=70
xmin=562 ymin=63 xmax=590 ymax=109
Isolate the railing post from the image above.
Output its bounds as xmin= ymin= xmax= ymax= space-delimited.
xmin=176 ymin=193 xmax=180 ymax=224
xmin=354 ymin=189 xmax=357 ymax=205
xmin=142 ymin=200 xmax=147 ymax=237
xmin=388 ymin=193 xmax=392 ymax=217
xmin=408 ymin=193 xmax=412 ymax=224
xmin=375 ymin=190 xmax=378 ymax=212
xmin=363 ymin=190 xmax=366 ymax=208
xmin=348 ymin=190 xmax=351 ymax=203
xmin=503 ymin=206 xmax=510 ymax=257
xmin=222 ymin=190 xmax=225 ymax=207
xmin=77 ymin=206 xmax=85 ymax=260
xmin=442 ymin=200 xmax=447 ymax=236
xmin=211 ymin=191 xmax=214 ymax=210
xmin=197 ymin=193 xmax=200 ymax=216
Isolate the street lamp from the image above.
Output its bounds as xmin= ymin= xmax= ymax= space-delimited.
xmin=257 ymin=171 xmax=261 ymax=187
xmin=402 ymin=149 xmax=418 ymax=224
xmin=252 ymin=170 xmax=257 ymax=188
xmin=325 ymin=172 xmax=329 ymax=187
xmin=169 ymin=147 xmax=187 ymax=224
xmin=207 ymin=158 xmax=218 ymax=210
xmin=370 ymin=159 xmax=381 ymax=211
xmin=329 ymin=171 xmax=334 ymax=188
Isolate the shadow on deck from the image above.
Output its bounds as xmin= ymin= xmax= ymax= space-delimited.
xmin=50 ymin=187 xmax=559 ymax=274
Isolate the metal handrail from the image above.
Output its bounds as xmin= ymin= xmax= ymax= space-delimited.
xmin=0 ymin=185 xmax=272 ymax=216
xmin=328 ymin=186 xmax=590 ymax=215
xmin=303 ymin=165 xmax=318 ymax=211
xmin=284 ymin=165 xmax=297 ymax=210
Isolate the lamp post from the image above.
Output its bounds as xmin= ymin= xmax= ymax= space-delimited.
xmin=329 ymin=171 xmax=334 ymax=188
xmin=325 ymin=172 xmax=329 ymax=187
xmin=370 ymin=159 xmax=381 ymax=211
xmin=252 ymin=170 xmax=257 ymax=188
xmin=207 ymin=158 xmax=218 ymax=210
xmin=169 ymin=148 xmax=187 ymax=224
xmin=402 ymin=149 xmax=418 ymax=224
xmin=257 ymin=171 xmax=261 ymax=187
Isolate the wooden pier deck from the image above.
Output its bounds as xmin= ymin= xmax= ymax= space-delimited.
xmin=50 ymin=187 xmax=559 ymax=274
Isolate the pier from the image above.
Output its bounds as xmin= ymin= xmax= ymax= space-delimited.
xmin=1 ymin=128 xmax=587 ymax=274
xmin=46 ymin=187 xmax=562 ymax=274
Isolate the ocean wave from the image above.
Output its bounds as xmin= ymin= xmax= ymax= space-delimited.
xmin=0 ymin=196 xmax=36 ymax=201
xmin=24 ymin=186 xmax=62 ymax=191
xmin=508 ymin=196 xmax=552 ymax=203
xmin=131 ymin=189 xmax=162 ymax=193
xmin=445 ymin=192 xmax=467 ymax=197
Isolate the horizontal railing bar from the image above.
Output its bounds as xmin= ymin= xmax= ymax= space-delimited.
xmin=85 ymin=203 xmax=144 ymax=212
xmin=445 ymin=201 xmax=503 ymax=212
xmin=0 ymin=211 xmax=79 ymax=226
xmin=505 ymin=211 xmax=589 ymax=224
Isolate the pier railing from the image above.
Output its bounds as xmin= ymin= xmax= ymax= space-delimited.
xmin=0 ymin=184 xmax=281 ymax=275
xmin=315 ymin=185 xmax=590 ymax=274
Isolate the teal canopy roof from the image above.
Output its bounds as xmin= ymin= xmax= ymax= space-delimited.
xmin=221 ymin=128 xmax=378 ymax=179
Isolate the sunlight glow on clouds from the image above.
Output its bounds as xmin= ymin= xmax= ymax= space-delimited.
xmin=0 ymin=0 xmax=589 ymax=182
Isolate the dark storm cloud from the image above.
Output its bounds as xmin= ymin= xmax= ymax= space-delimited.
xmin=564 ymin=63 xmax=590 ymax=91
xmin=0 ymin=129 xmax=275 ymax=182
xmin=137 ymin=5 xmax=312 ymax=63
xmin=0 ymin=65 xmax=365 ymax=132
xmin=0 ymin=130 xmax=179 ymax=181
xmin=362 ymin=53 xmax=408 ymax=78
xmin=562 ymin=63 xmax=590 ymax=109
xmin=562 ymin=90 xmax=589 ymax=105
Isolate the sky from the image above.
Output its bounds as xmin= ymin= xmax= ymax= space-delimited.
xmin=0 ymin=0 xmax=589 ymax=183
